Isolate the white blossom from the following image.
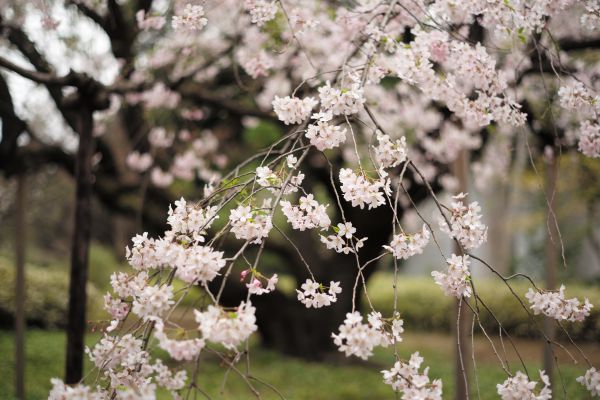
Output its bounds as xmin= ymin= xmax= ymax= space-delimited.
xmin=577 ymin=367 xmax=600 ymax=397
xmin=578 ymin=121 xmax=600 ymax=158
xmin=381 ymin=352 xmax=443 ymax=399
xmin=244 ymin=0 xmax=277 ymax=26
xmin=229 ymin=204 xmax=273 ymax=244
xmin=339 ymin=168 xmax=390 ymax=209
xmin=374 ymin=131 xmax=407 ymax=169
xmin=172 ymin=4 xmax=208 ymax=31
xmin=273 ymin=96 xmax=318 ymax=125
xmin=318 ymin=81 xmax=365 ymax=116
xmin=525 ymin=285 xmax=593 ymax=322
xmin=497 ymin=370 xmax=551 ymax=400
xmin=132 ymin=284 xmax=174 ymax=320
xmin=439 ymin=193 xmax=487 ymax=250
xmin=331 ymin=311 xmax=401 ymax=360
xmin=296 ymin=279 xmax=341 ymax=308
xmin=153 ymin=320 xmax=205 ymax=362
xmin=281 ymin=194 xmax=331 ymax=231
xmin=384 ymin=225 xmax=430 ymax=260
xmin=432 ymin=254 xmax=472 ymax=298
xmin=305 ymin=121 xmax=347 ymax=151
xmin=194 ymin=301 xmax=257 ymax=349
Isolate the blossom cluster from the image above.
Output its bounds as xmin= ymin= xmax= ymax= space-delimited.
xmin=126 ymin=151 xmax=153 ymax=173
xmin=256 ymin=165 xmax=303 ymax=194
xmin=194 ymin=301 xmax=258 ymax=350
xmin=318 ymin=81 xmax=366 ymax=116
xmin=243 ymin=270 xmax=279 ymax=295
xmin=83 ymin=333 xmax=185 ymax=398
xmin=136 ymin=10 xmax=166 ymax=30
xmin=525 ymin=285 xmax=593 ymax=322
xmin=577 ymin=367 xmax=600 ymax=396
xmin=305 ymin=121 xmax=348 ymax=151
xmin=296 ymin=279 xmax=342 ymax=308
xmin=272 ymin=96 xmax=318 ymax=125
xmin=439 ymin=193 xmax=487 ymax=250
xmin=171 ymin=4 xmax=208 ymax=31
xmin=496 ymin=371 xmax=551 ymax=400
xmin=374 ymin=131 xmax=407 ymax=169
xmin=281 ymin=194 xmax=331 ymax=231
xmin=384 ymin=225 xmax=430 ymax=260
xmin=432 ymin=254 xmax=472 ymax=299
xmin=132 ymin=284 xmax=174 ymax=320
xmin=49 ymin=379 xmax=103 ymax=400
xmin=582 ymin=1 xmax=600 ymax=29
xmin=229 ymin=204 xmax=273 ymax=244
xmin=578 ymin=121 xmax=600 ymax=158
xmin=381 ymin=352 xmax=443 ymax=399
xmin=332 ymin=311 xmax=404 ymax=360
xmin=558 ymin=81 xmax=600 ymax=158
xmin=243 ymin=0 xmax=277 ymax=27
xmin=339 ymin=168 xmax=390 ymax=210
xmin=320 ymin=222 xmax=367 ymax=254
xmin=392 ymin=29 xmax=525 ymax=127
xmin=154 ymin=319 xmax=205 ymax=361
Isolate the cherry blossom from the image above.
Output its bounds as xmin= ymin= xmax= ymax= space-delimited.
xmin=318 ymin=81 xmax=365 ymax=116
xmin=194 ymin=301 xmax=258 ymax=350
xmin=496 ymin=371 xmax=551 ymax=400
xmin=244 ymin=0 xmax=278 ymax=27
xmin=381 ymin=352 xmax=443 ymax=399
xmin=305 ymin=121 xmax=348 ymax=151
xmin=384 ymin=225 xmax=431 ymax=260
xmin=439 ymin=193 xmax=487 ymax=250
xmin=320 ymin=222 xmax=367 ymax=254
xmin=49 ymin=379 xmax=103 ymax=400
xmin=525 ymin=285 xmax=593 ymax=322
xmin=126 ymin=151 xmax=153 ymax=173
xmin=332 ymin=311 xmax=403 ymax=360
xmin=296 ymin=279 xmax=342 ymax=308
xmin=280 ymin=194 xmax=331 ymax=231
xmin=132 ymin=284 xmax=175 ymax=320
xmin=374 ymin=131 xmax=407 ymax=169
xmin=229 ymin=204 xmax=273 ymax=244
xmin=578 ymin=121 xmax=600 ymax=158
xmin=432 ymin=254 xmax=472 ymax=299
xmin=339 ymin=168 xmax=391 ymax=210
xmin=273 ymin=96 xmax=318 ymax=125
xmin=153 ymin=320 xmax=205 ymax=362
xmin=577 ymin=367 xmax=600 ymax=396
xmin=245 ymin=272 xmax=279 ymax=295
xmin=172 ymin=4 xmax=208 ymax=31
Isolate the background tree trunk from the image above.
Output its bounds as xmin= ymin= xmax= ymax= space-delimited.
xmin=65 ymin=107 xmax=94 ymax=383
xmin=543 ymin=150 xmax=558 ymax=387
xmin=14 ymin=172 xmax=26 ymax=399
xmin=454 ymin=150 xmax=472 ymax=400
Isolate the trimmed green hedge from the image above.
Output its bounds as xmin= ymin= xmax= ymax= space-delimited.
xmin=0 ymin=259 xmax=102 ymax=328
xmin=365 ymin=273 xmax=600 ymax=341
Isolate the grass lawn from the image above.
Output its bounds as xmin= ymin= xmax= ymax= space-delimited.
xmin=0 ymin=330 xmax=597 ymax=399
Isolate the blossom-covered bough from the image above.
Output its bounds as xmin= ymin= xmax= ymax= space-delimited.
xmin=1 ymin=0 xmax=600 ymax=398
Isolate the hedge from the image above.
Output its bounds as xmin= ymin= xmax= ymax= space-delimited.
xmin=0 ymin=259 xmax=102 ymax=329
xmin=365 ymin=273 xmax=600 ymax=342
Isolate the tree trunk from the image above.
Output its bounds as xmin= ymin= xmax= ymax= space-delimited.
xmin=65 ymin=107 xmax=94 ymax=383
xmin=543 ymin=150 xmax=558 ymax=387
xmin=453 ymin=150 xmax=472 ymax=400
xmin=14 ymin=172 xmax=26 ymax=399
